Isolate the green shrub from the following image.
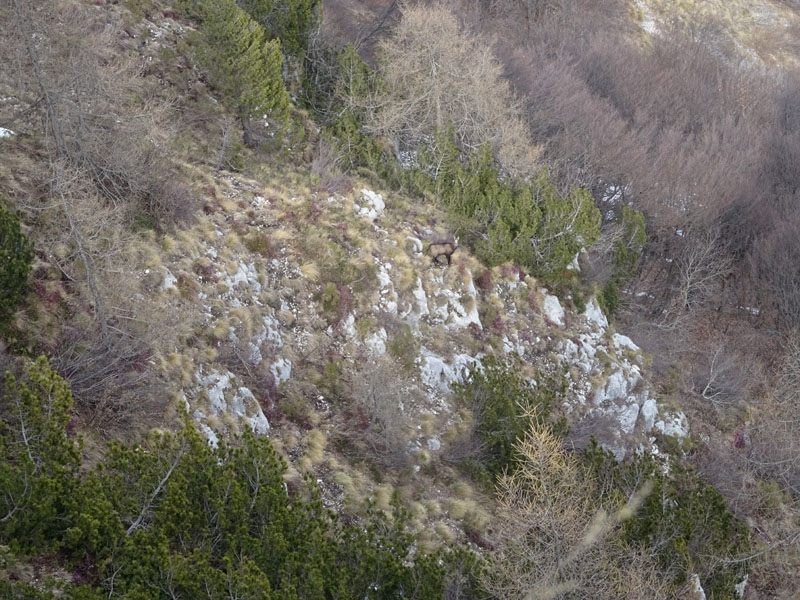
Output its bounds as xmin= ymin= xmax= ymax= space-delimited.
xmin=0 ymin=358 xmax=84 ymax=551
xmin=601 ymin=205 xmax=646 ymax=316
xmin=0 ymin=205 xmax=34 ymax=323
xmin=583 ymin=443 xmax=750 ymax=598
xmin=320 ymin=281 xmax=341 ymax=321
xmin=410 ymin=131 xmax=601 ymax=286
xmin=237 ymin=0 xmax=322 ymax=58
xmin=452 ymin=357 xmax=567 ymax=487
xmin=243 ymin=231 xmax=274 ymax=257
xmin=122 ymin=0 xmax=154 ymax=23
xmin=194 ymin=0 xmax=290 ymax=146
xmin=0 ymin=358 xmax=479 ymax=599
xmin=387 ymin=324 xmax=419 ymax=372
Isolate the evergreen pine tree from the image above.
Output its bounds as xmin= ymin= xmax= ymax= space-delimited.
xmin=237 ymin=0 xmax=321 ymax=58
xmin=196 ymin=0 xmax=290 ymax=147
xmin=0 ymin=204 xmax=33 ymax=323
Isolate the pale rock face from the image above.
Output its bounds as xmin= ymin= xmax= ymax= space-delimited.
xmin=403 ymin=277 xmax=430 ymax=323
xmin=365 ymin=328 xmax=388 ymax=354
xmin=246 ymin=316 xmax=284 ymax=363
xmin=342 ymin=313 xmax=357 ymax=338
xmin=446 ymin=293 xmax=481 ymax=329
xmin=429 ymin=275 xmax=481 ymax=330
xmin=196 ymin=368 xmax=235 ymax=414
xmin=689 ymin=574 xmax=707 ymax=600
xmin=601 ymin=441 xmax=628 ymax=462
xmin=641 ymin=397 xmax=658 ymax=431
xmin=354 ymin=189 xmax=385 ymax=221
xmin=248 ymin=408 xmax=271 ymax=435
xmin=616 ymin=400 xmax=641 ymax=435
xmin=541 ymin=291 xmax=565 ymax=326
xmin=556 ymin=295 xmax=682 ymax=459
xmin=566 ymin=250 xmax=582 ymax=271
xmin=270 ymin=358 xmax=292 ymax=386
xmin=596 ymin=370 xmax=629 ymax=405
xmin=405 ymin=236 xmax=423 ymax=255
xmin=194 ymin=369 xmax=270 ymax=435
xmin=420 ymin=348 xmax=481 ymax=393
xmin=503 ymin=335 xmax=525 ymax=357
xmin=594 ymin=398 xmax=641 ymax=460
xmin=561 ymin=338 xmax=595 ymax=375
xmin=562 ymin=338 xmax=579 ymax=360
xmin=376 ymin=262 xmax=398 ymax=315
xmin=233 ymin=387 xmax=270 ymax=434
xmin=655 ymin=412 xmax=689 ymax=438
xmin=377 ymin=264 xmax=392 ymax=289
xmin=427 ymin=437 xmax=441 ymax=451
xmin=584 ymin=298 xmax=608 ymax=329
xmin=579 ymin=334 xmax=598 ymax=360
xmin=198 ymin=423 xmax=219 ymax=448
xmin=612 ymin=333 xmax=639 ymax=353
xmin=161 ymin=267 xmax=178 ymax=291
xmin=220 ymin=262 xmax=261 ymax=296
xmin=735 ymin=575 xmax=748 ymax=598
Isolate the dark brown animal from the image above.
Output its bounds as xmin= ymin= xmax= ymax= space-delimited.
xmin=428 ymin=238 xmax=458 ymax=265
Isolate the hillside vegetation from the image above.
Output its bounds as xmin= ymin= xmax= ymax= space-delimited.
xmin=1 ymin=0 xmax=799 ymax=598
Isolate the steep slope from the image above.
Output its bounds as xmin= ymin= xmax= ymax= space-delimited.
xmin=0 ymin=0 xmax=780 ymax=596
xmin=140 ymin=164 xmax=689 ymax=524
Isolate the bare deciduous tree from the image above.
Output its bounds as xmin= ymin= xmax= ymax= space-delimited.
xmin=483 ymin=426 xmax=668 ymax=600
xmin=363 ymin=3 xmax=541 ymax=177
xmin=749 ymin=334 xmax=800 ymax=498
xmin=343 ymin=356 xmax=415 ymax=467
xmin=0 ymin=0 xmax=183 ymax=430
xmin=1 ymin=0 xmax=184 ymax=225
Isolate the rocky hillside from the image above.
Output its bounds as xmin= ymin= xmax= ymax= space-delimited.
xmin=70 ymin=134 xmax=681 ymax=481
xmin=3 ymin=0 xmax=798 ymax=597
xmin=150 ymin=166 xmax=689 ymax=500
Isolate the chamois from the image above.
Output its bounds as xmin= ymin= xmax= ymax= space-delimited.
xmin=428 ymin=237 xmax=458 ymax=266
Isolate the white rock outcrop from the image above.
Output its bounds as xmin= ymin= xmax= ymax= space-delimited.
xmin=542 ymin=291 xmax=565 ymax=326
xmin=354 ymin=189 xmax=385 ymax=221
xmin=420 ymin=348 xmax=481 ymax=394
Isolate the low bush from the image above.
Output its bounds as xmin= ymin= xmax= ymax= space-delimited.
xmin=582 ymin=442 xmax=751 ymax=598
xmin=599 ymin=205 xmax=646 ymax=316
xmin=0 ymin=357 xmax=480 ymax=599
xmin=405 ymin=131 xmax=601 ymax=287
xmin=0 ymin=205 xmax=34 ymax=324
xmin=192 ymin=0 xmax=290 ymax=147
xmin=450 ymin=357 xmax=567 ymax=487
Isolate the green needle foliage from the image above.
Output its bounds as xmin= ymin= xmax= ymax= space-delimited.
xmin=410 ymin=131 xmax=601 ymax=286
xmin=0 ymin=358 xmax=479 ymax=599
xmin=600 ymin=205 xmax=647 ymax=316
xmin=194 ymin=0 xmax=290 ymax=144
xmin=0 ymin=357 xmax=83 ymax=551
xmin=583 ymin=442 xmax=751 ymax=598
xmin=452 ymin=357 xmax=568 ymax=487
xmin=237 ymin=0 xmax=321 ymax=58
xmin=0 ymin=204 xmax=34 ymax=323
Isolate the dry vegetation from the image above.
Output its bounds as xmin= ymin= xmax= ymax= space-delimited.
xmin=318 ymin=0 xmax=800 ymax=596
xmin=1 ymin=0 xmax=800 ymax=597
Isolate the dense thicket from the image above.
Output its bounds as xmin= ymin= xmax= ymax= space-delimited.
xmin=308 ymin=35 xmax=607 ymax=288
xmin=0 ymin=358 xmax=478 ymax=599
xmin=408 ymin=134 xmax=601 ymax=285
xmin=1 ymin=0 xmax=793 ymax=596
xmin=237 ymin=0 xmax=322 ymax=58
xmin=0 ymin=204 xmax=33 ymax=324
xmin=0 ymin=356 xmax=750 ymax=599
xmin=449 ymin=357 xmax=567 ymax=485
xmin=194 ymin=0 xmax=291 ymax=147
